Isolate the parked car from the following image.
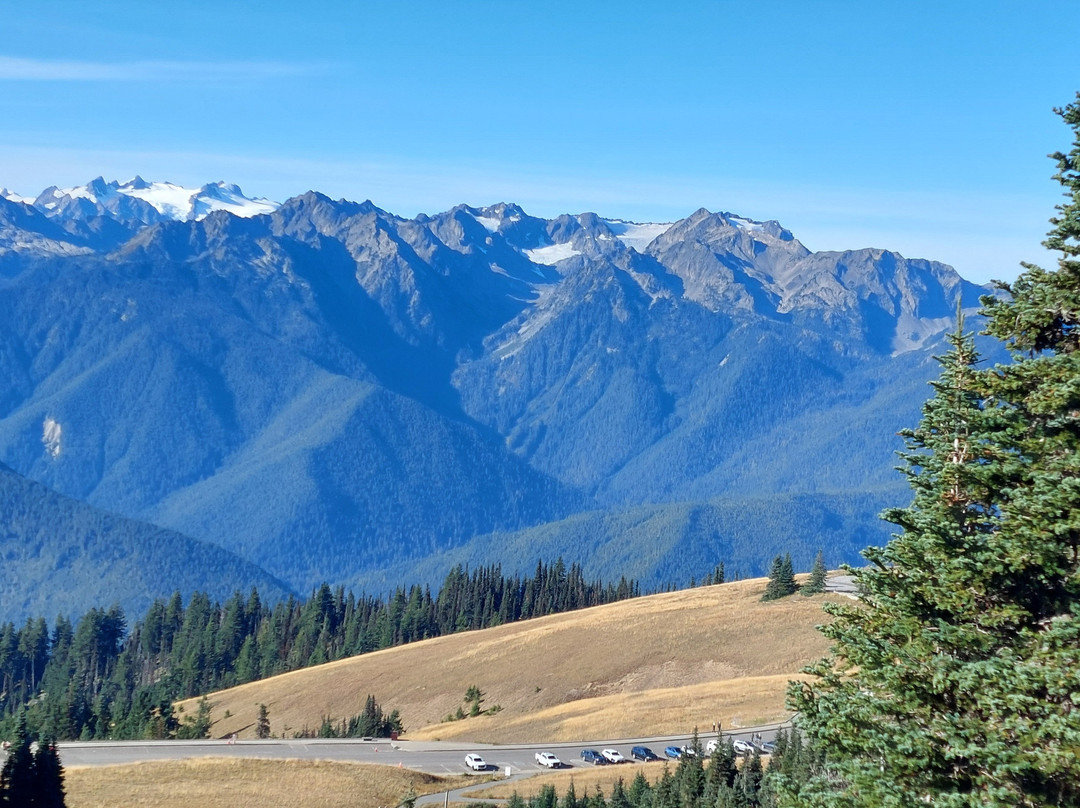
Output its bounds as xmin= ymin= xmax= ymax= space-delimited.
xmin=580 ymin=749 xmax=607 ymax=765
xmin=631 ymin=745 xmax=659 ymax=762
xmin=759 ymin=741 xmax=776 ymax=754
xmin=664 ymin=745 xmax=683 ymax=759
xmin=465 ymin=754 xmax=488 ymax=771
xmin=601 ymin=748 xmax=625 ymax=764
xmin=535 ymin=752 xmax=562 ymax=768
xmin=733 ymin=739 xmax=755 ymax=756
xmin=705 ymin=738 xmax=720 ymax=754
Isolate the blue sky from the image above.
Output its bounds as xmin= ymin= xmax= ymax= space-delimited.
xmin=1 ymin=2 xmax=1076 ymax=283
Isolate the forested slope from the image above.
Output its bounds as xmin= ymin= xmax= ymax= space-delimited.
xmin=0 ymin=463 xmax=291 ymax=623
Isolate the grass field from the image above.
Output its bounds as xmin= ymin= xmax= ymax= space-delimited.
xmin=64 ymin=758 xmax=476 ymax=808
xmin=179 ymin=577 xmax=839 ymax=743
xmin=466 ymin=761 xmax=671 ymax=801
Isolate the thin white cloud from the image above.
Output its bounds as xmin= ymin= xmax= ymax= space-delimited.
xmin=0 ymin=55 xmax=322 ymax=82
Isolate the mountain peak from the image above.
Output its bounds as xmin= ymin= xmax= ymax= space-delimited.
xmin=21 ymin=178 xmax=280 ymax=224
xmin=86 ymin=176 xmax=113 ymax=196
xmin=0 ymin=187 xmax=33 ymax=204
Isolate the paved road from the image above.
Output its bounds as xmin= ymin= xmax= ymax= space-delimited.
xmin=825 ymin=573 xmax=858 ymax=595
xmin=54 ymin=724 xmax=790 ymax=775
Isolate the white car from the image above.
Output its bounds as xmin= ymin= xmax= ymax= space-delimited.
xmin=601 ymin=748 xmax=625 ymax=764
xmin=535 ymin=751 xmax=562 ymax=768
xmin=733 ymin=739 xmax=755 ymax=756
xmin=706 ymin=739 xmax=720 ymax=754
xmin=465 ymin=753 xmax=488 ymax=771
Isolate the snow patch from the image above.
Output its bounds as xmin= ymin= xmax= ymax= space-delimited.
xmin=472 ymin=215 xmax=501 ymax=233
xmin=124 ymin=180 xmax=201 ymax=218
xmin=0 ymin=188 xmax=33 ymax=204
xmin=524 ymin=243 xmax=582 ymax=265
xmin=727 ymin=215 xmax=764 ymax=232
xmin=42 ymin=417 xmax=61 ymax=458
xmin=603 ymin=219 xmax=674 ymax=252
xmin=31 ymin=178 xmax=278 ymax=221
xmin=891 ymin=313 xmax=954 ymax=355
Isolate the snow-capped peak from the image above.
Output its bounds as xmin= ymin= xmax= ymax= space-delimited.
xmin=0 ymin=188 xmax=33 ymax=205
xmin=26 ymin=178 xmax=279 ymax=222
xmin=601 ymin=219 xmax=674 ymax=252
xmin=188 ymin=181 xmax=278 ymax=220
xmin=116 ymin=178 xmax=202 ymax=219
xmin=465 ymin=203 xmax=526 ymax=233
xmin=724 ymin=213 xmax=764 ymax=232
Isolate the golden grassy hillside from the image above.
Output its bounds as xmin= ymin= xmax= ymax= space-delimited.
xmin=65 ymin=759 xmax=473 ymax=808
xmin=179 ymin=578 xmax=839 ymax=743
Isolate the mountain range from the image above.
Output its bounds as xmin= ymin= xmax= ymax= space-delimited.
xmin=0 ymin=178 xmax=994 ymax=621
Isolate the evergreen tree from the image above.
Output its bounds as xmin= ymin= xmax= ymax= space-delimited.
xmin=787 ymin=95 xmax=1080 ymax=806
xmin=779 ymin=554 xmax=796 ymax=595
xmin=674 ymin=729 xmax=705 ymax=807
xmin=176 ymin=696 xmax=212 ymax=739
xmin=627 ymin=771 xmax=651 ymax=808
xmin=609 ymin=778 xmax=631 ymax=808
xmin=585 ymin=784 xmax=607 ymax=808
xmin=762 ymin=554 xmax=797 ymax=601
xmin=708 ymin=737 xmax=738 ymax=791
xmin=801 ymin=551 xmax=827 ymax=595
xmin=535 ymin=784 xmax=559 ymax=808
xmin=559 ymin=778 xmax=579 ymax=808
xmin=761 ymin=556 xmax=783 ymax=601
xmin=32 ymin=738 xmax=66 ymax=808
xmin=734 ymin=750 xmax=763 ymax=807
xmin=0 ymin=713 xmax=35 ymax=807
xmin=652 ymin=767 xmax=676 ymax=808
xmin=255 ymin=703 xmax=270 ymax=739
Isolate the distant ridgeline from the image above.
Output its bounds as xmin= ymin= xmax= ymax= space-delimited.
xmin=0 ymin=558 xmax=714 ymax=741
xmin=0 ymin=184 xmax=990 ymax=604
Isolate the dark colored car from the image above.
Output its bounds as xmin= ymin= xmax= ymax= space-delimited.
xmin=580 ymin=749 xmax=607 ymax=765
xmin=632 ymin=745 xmax=659 ymax=761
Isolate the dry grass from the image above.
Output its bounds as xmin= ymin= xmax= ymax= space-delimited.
xmin=64 ymin=758 xmax=473 ymax=808
xmin=180 ymin=578 xmax=837 ymax=743
xmin=468 ymin=761 xmax=670 ymax=800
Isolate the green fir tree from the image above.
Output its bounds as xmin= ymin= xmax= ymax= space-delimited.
xmin=0 ymin=713 xmax=36 ymax=806
xmin=787 ymin=94 xmax=1080 ymax=807
xmin=801 ymin=550 xmax=827 ymax=595
xmin=32 ymin=737 xmax=66 ymax=808
xmin=255 ymin=703 xmax=271 ymax=739
xmin=762 ymin=554 xmax=797 ymax=601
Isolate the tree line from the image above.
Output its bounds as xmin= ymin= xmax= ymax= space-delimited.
xmin=496 ymin=729 xmax=822 ymax=808
xmin=0 ymin=558 xmax=643 ymax=741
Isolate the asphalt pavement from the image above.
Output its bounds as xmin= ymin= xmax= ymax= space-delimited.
xmin=54 ymin=723 xmax=790 ymax=775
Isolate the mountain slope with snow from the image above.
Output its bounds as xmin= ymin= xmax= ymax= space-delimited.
xmin=22 ymin=177 xmax=278 ymax=225
xmin=0 ymin=183 xmax=996 ymax=600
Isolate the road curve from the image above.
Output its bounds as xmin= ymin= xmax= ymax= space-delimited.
xmin=55 ymin=722 xmax=791 ymax=775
